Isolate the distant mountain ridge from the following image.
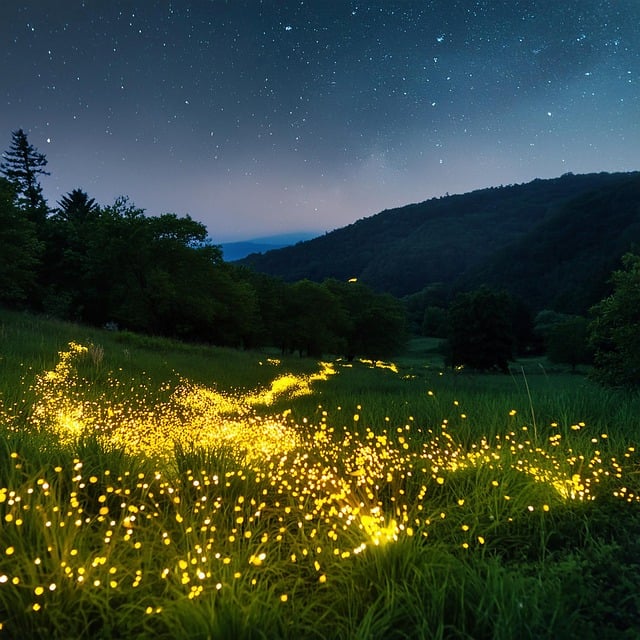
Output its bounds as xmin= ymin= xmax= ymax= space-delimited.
xmin=239 ymin=172 xmax=640 ymax=313
xmin=221 ymin=232 xmax=320 ymax=261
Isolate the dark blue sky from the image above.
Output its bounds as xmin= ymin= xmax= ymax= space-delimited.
xmin=2 ymin=1 xmax=638 ymax=240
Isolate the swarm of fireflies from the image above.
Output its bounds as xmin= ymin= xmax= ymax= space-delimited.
xmin=0 ymin=343 xmax=638 ymax=631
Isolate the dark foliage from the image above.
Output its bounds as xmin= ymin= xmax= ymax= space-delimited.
xmin=4 ymin=129 xmax=638 ymax=364
xmin=0 ymin=178 xmax=42 ymax=306
xmin=545 ymin=316 xmax=593 ymax=370
xmin=281 ymin=279 xmax=346 ymax=357
xmin=459 ymin=173 xmax=640 ymax=314
xmin=33 ymin=189 xmax=408 ymax=356
xmin=589 ymin=252 xmax=640 ymax=389
xmin=0 ymin=127 xmax=408 ymax=358
xmin=324 ymin=278 xmax=408 ymax=360
xmin=240 ymin=172 xmax=640 ymax=313
xmin=0 ymin=129 xmax=50 ymax=223
xmin=446 ymin=287 xmax=515 ymax=372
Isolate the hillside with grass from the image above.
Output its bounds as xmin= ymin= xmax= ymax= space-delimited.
xmin=240 ymin=171 xmax=640 ymax=311
xmin=1 ymin=308 xmax=640 ymax=638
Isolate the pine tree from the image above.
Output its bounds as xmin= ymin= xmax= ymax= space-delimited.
xmin=56 ymin=188 xmax=99 ymax=223
xmin=0 ymin=128 xmax=50 ymax=223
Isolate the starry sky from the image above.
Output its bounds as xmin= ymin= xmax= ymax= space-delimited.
xmin=2 ymin=1 xmax=639 ymax=241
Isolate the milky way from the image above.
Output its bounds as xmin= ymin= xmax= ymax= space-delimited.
xmin=2 ymin=1 xmax=638 ymax=240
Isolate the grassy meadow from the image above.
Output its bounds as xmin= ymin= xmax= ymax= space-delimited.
xmin=1 ymin=308 xmax=640 ymax=639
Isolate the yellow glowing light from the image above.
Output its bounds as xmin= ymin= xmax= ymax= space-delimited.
xmin=7 ymin=336 xmax=637 ymax=626
xmin=360 ymin=514 xmax=399 ymax=545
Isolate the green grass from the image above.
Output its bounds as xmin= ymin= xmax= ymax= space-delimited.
xmin=1 ymin=308 xmax=640 ymax=639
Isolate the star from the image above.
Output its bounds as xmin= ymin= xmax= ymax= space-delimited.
xmin=0 ymin=0 xmax=637 ymax=240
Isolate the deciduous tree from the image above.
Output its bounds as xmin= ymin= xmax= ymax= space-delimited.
xmin=324 ymin=279 xmax=407 ymax=360
xmin=446 ymin=287 xmax=514 ymax=372
xmin=589 ymin=253 xmax=640 ymax=388
xmin=283 ymin=280 xmax=345 ymax=357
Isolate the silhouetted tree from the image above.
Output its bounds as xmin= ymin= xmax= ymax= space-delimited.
xmin=283 ymin=280 xmax=345 ymax=357
xmin=508 ymin=296 xmax=535 ymax=355
xmin=446 ymin=287 xmax=514 ymax=372
xmin=88 ymin=199 xmax=229 ymax=338
xmin=241 ymin=270 xmax=290 ymax=349
xmin=534 ymin=310 xmax=572 ymax=340
xmin=40 ymin=189 xmax=103 ymax=319
xmin=56 ymin=188 xmax=99 ymax=223
xmin=205 ymin=264 xmax=262 ymax=347
xmin=324 ymin=279 xmax=407 ymax=360
xmin=403 ymin=284 xmax=447 ymax=333
xmin=0 ymin=177 xmax=42 ymax=306
xmin=0 ymin=129 xmax=50 ymax=223
xmin=589 ymin=253 xmax=640 ymax=388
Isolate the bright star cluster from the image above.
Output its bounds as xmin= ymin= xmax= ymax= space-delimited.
xmin=1 ymin=1 xmax=638 ymax=239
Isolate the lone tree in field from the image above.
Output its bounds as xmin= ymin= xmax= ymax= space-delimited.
xmin=446 ymin=287 xmax=514 ymax=372
xmin=589 ymin=252 xmax=640 ymax=389
xmin=0 ymin=128 xmax=50 ymax=223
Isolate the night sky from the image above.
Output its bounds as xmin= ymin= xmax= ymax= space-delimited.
xmin=2 ymin=1 xmax=639 ymax=241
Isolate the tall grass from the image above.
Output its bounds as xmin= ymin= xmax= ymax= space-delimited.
xmin=1 ymin=309 xmax=640 ymax=638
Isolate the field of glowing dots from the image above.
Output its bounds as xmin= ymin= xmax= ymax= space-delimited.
xmin=0 ymin=342 xmax=639 ymax=631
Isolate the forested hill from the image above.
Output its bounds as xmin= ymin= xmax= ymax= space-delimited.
xmin=455 ymin=172 xmax=640 ymax=313
xmin=239 ymin=171 xmax=640 ymax=311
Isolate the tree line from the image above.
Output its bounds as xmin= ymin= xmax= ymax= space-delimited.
xmin=2 ymin=128 xmax=637 ymax=387
xmin=417 ymin=275 xmax=640 ymax=390
xmin=0 ymin=129 xmax=406 ymax=359
xmin=241 ymin=170 xmax=640 ymax=311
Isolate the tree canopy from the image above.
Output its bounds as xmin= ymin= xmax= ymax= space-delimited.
xmin=589 ymin=253 xmax=640 ymax=389
xmin=0 ymin=128 xmax=410 ymax=359
xmin=241 ymin=172 xmax=640 ymax=313
xmin=324 ymin=279 xmax=407 ymax=361
xmin=0 ymin=177 xmax=42 ymax=306
xmin=446 ymin=287 xmax=515 ymax=372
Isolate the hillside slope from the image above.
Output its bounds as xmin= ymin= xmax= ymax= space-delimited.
xmin=239 ymin=171 xmax=640 ymax=310
xmin=456 ymin=172 xmax=640 ymax=313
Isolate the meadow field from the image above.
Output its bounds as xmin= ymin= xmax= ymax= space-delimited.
xmin=1 ymin=308 xmax=639 ymax=639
